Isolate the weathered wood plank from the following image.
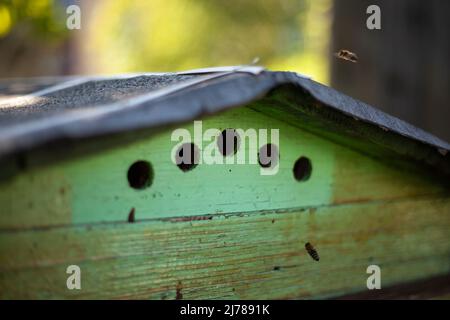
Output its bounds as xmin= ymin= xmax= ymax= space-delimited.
xmin=336 ymin=274 xmax=450 ymax=300
xmin=1 ymin=196 xmax=449 ymax=299
xmin=0 ymin=107 xmax=446 ymax=229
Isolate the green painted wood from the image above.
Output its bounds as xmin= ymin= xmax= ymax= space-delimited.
xmin=254 ymin=86 xmax=450 ymax=176
xmin=1 ymin=101 xmax=449 ymax=299
xmin=1 ymin=196 xmax=449 ymax=299
xmin=0 ymin=106 xmax=446 ymax=229
xmin=335 ymin=274 xmax=450 ymax=300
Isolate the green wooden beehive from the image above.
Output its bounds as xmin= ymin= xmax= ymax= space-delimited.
xmin=0 ymin=67 xmax=449 ymax=299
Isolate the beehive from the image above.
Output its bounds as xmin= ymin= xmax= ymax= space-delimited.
xmin=1 ymin=68 xmax=449 ymax=299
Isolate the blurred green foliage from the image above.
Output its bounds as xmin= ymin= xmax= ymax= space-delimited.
xmin=0 ymin=0 xmax=67 ymax=39
xmin=0 ymin=0 xmax=332 ymax=83
xmin=83 ymin=0 xmax=331 ymax=83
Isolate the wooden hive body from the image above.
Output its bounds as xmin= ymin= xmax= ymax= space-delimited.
xmin=0 ymin=70 xmax=449 ymax=299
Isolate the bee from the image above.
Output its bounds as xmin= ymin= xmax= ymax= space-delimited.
xmin=334 ymin=49 xmax=358 ymax=63
xmin=305 ymin=242 xmax=320 ymax=261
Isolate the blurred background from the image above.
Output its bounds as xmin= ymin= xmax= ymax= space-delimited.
xmin=0 ymin=0 xmax=449 ymax=141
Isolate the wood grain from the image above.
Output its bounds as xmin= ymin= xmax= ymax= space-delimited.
xmin=1 ymin=196 xmax=449 ymax=299
xmin=0 ymin=107 xmax=446 ymax=230
xmin=336 ymin=274 xmax=450 ymax=300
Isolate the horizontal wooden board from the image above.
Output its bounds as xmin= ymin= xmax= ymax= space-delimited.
xmin=336 ymin=274 xmax=450 ymax=300
xmin=0 ymin=107 xmax=447 ymax=229
xmin=1 ymin=196 xmax=449 ymax=299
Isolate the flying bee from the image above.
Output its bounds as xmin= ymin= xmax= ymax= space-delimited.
xmin=305 ymin=242 xmax=320 ymax=261
xmin=334 ymin=49 xmax=358 ymax=63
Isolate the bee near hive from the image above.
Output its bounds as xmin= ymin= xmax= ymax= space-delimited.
xmin=334 ymin=49 xmax=358 ymax=63
xmin=305 ymin=242 xmax=320 ymax=261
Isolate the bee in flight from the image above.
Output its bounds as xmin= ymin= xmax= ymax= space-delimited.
xmin=334 ymin=49 xmax=358 ymax=63
xmin=305 ymin=242 xmax=320 ymax=261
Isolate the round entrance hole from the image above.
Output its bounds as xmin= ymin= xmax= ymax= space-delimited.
xmin=217 ymin=129 xmax=240 ymax=156
xmin=258 ymin=143 xmax=279 ymax=168
xmin=293 ymin=157 xmax=312 ymax=182
xmin=127 ymin=160 xmax=154 ymax=189
xmin=176 ymin=142 xmax=200 ymax=172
